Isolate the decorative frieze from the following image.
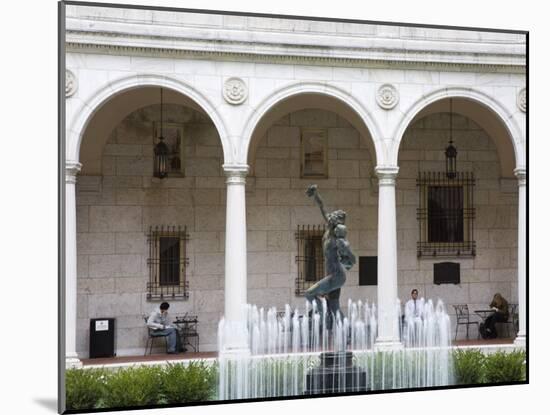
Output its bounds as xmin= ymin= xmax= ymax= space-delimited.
xmin=223 ymin=77 xmax=248 ymax=105
xmin=376 ymin=84 xmax=399 ymax=110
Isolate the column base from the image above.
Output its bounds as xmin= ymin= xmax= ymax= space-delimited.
xmin=65 ymin=355 xmax=83 ymax=369
xmin=374 ymin=339 xmax=404 ymax=351
xmin=513 ymin=334 xmax=526 ymax=348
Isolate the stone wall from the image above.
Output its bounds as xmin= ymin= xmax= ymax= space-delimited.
xmin=76 ymin=106 xmax=518 ymax=356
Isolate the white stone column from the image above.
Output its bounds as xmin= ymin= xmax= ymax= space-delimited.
xmin=374 ymin=166 xmax=402 ymax=350
xmin=221 ymin=164 xmax=250 ymax=354
xmin=514 ymin=167 xmax=526 ymax=347
xmin=66 ymin=161 xmax=82 ymax=368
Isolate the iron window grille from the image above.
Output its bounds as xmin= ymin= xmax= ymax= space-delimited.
xmin=147 ymin=225 xmax=189 ymax=300
xmin=417 ymin=172 xmax=476 ymax=257
xmin=295 ymin=225 xmax=326 ymax=295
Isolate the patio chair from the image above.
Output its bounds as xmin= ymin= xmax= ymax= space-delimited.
xmin=496 ymin=303 xmax=519 ymax=338
xmin=143 ymin=315 xmax=169 ymax=356
xmin=452 ymin=304 xmax=480 ymax=340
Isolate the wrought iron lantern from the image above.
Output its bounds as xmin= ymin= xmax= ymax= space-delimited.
xmin=445 ymin=98 xmax=457 ymax=179
xmin=153 ymin=87 xmax=169 ymax=179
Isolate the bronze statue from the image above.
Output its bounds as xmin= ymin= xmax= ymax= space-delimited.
xmin=305 ymin=185 xmax=356 ymax=319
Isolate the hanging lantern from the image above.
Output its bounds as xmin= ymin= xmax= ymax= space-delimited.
xmin=154 ymin=88 xmax=168 ymax=179
xmin=445 ymin=141 xmax=457 ymax=179
xmin=154 ymin=137 xmax=169 ymax=179
xmin=445 ymin=98 xmax=457 ymax=179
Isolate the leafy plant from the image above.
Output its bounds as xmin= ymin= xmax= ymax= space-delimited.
xmin=484 ymin=350 xmax=526 ymax=383
xmin=65 ymin=368 xmax=109 ymax=410
xmin=101 ymin=365 xmax=164 ymax=408
xmin=453 ymin=349 xmax=486 ymax=385
xmin=161 ymin=361 xmax=217 ymax=403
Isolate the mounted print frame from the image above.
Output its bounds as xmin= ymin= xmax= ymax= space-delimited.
xmin=59 ymin=1 xmax=528 ymax=413
xmin=301 ymin=128 xmax=329 ymax=179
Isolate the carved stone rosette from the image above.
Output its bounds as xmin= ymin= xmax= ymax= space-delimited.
xmin=223 ymin=77 xmax=248 ymax=105
xmin=376 ymin=84 xmax=399 ymax=110
xmin=517 ymin=88 xmax=526 ymax=113
xmin=66 ymin=69 xmax=78 ymax=98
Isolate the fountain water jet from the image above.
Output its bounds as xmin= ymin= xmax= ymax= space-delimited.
xmin=217 ymin=296 xmax=454 ymax=399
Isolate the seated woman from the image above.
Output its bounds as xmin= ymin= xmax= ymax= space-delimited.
xmin=480 ymin=293 xmax=509 ymax=339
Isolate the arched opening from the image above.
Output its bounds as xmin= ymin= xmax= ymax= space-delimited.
xmin=75 ymin=86 xmax=228 ymax=356
xmin=243 ymin=91 xmax=380 ymax=311
xmin=395 ymin=96 xmax=520 ymax=340
xmin=78 ymin=87 xmax=214 ymax=175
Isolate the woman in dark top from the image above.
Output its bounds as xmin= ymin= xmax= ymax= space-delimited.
xmin=481 ymin=293 xmax=509 ymax=339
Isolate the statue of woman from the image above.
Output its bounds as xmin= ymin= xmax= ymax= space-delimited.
xmin=304 ymin=184 xmax=356 ymax=319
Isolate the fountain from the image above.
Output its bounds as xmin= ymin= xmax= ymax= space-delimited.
xmin=217 ymin=185 xmax=454 ymax=400
xmin=217 ymin=296 xmax=454 ymax=399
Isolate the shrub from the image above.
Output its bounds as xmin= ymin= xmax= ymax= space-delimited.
xmin=453 ymin=349 xmax=486 ymax=385
xmin=65 ymin=368 xmax=108 ymax=410
xmin=161 ymin=361 xmax=217 ymax=403
xmin=484 ymin=350 xmax=526 ymax=383
xmin=101 ymin=366 xmax=163 ymax=408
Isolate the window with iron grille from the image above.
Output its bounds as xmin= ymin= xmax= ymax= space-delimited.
xmin=295 ymin=225 xmax=325 ymax=295
xmin=417 ymin=172 xmax=475 ymax=257
xmin=147 ymin=225 xmax=189 ymax=300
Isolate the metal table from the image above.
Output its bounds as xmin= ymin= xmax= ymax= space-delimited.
xmin=174 ymin=315 xmax=199 ymax=352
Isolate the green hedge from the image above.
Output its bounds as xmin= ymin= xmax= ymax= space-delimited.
xmin=65 ymin=361 xmax=217 ymax=411
xmin=67 ymin=350 xmax=526 ymax=409
xmin=453 ymin=349 xmax=526 ymax=385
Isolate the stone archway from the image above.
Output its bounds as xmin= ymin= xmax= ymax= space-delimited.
xmin=67 ymin=74 xmax=232 ymax=166
xmin=392 ymin=86 xmax=526 ymax=346
xmin=241 ymin=82 xmax=384 ymax=168
xmin=391 ymin=87 xmax=525 ymax=170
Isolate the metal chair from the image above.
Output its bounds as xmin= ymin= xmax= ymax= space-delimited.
xmin=497 ymin=303 xmax=518 ymax=338
xmin=452 ymin=304 xmax=480 ymax=340
xmin=143 ymin=315 xmax=169 ymax=356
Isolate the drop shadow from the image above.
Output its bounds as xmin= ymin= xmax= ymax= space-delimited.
xmin=34 ymin=398 xmax=58 ymax=413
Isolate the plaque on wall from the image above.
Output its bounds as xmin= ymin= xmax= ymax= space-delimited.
xmin=359 ymin=256 xmax=378 ymax=286
xmin=434 ymin=262 xmax=460 ymax=284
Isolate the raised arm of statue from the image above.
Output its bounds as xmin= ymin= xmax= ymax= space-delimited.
xmin=306 ymin=184 xmax=328 ymax=223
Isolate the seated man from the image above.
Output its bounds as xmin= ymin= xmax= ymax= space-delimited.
xmin=146 ymin=302 xmax=185 ymax=354
xmin=402 ymin=289 xmax=424 ymax=346
xmin=403 ymin=288 xmax=423 ymax=322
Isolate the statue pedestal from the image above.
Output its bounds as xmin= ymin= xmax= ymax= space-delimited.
xmin=305 ymin=351 xmax=368 ymax=394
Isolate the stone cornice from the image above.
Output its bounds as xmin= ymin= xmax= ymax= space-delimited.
xmin=65 ymin=39 xmax=525 ymax=74
xmin=65 ymin=16 xmax=526 ymax=73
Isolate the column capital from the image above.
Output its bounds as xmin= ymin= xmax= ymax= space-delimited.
xmin=375 ymin=165 xmax=399 ymax=185
xmin=223 ymin=164 xmax=249 ymax=185
xmin=66 ymin=161 xmax=82 ymax=184
xmin=514 ymin=167 xmax=526 ymax=186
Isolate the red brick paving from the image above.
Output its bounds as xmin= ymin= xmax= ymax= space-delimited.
xmin=81 ymin=338 xmax=514 ymax=366
xmin=81 ymin=351 xmax=218 ymax=366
